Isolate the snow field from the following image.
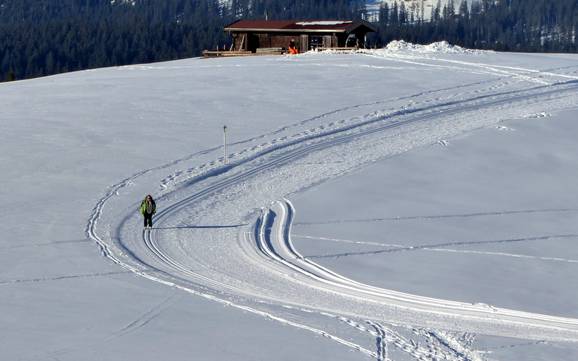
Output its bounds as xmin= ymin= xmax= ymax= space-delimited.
xmin=3 ymin=43 xmax=578 ymax=360
xmin=90 ymin=47 xmax=578 ymax=357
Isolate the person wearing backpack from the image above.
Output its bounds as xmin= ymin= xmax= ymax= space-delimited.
xmin=140 ymin=194 xmax=156 ymax=229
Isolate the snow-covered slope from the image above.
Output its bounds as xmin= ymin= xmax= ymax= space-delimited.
xmin=2 ymin=44 xmax=578 ymax=360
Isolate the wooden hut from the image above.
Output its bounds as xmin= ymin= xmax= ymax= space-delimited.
xmin=223 ymin=20 xmax=376 ymax=54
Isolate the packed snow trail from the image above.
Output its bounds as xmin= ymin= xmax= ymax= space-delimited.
xmin=87 ymin=52 xmax=578 ymax=355
xmin=249 ymin=200 xmax=578 ymax=339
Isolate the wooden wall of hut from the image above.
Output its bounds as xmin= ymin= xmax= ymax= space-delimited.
xmin=232 ymin=32 xmax=346 ymax=52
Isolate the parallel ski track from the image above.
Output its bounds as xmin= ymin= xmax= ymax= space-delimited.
xmin=122 ymin=80 xmax=578 ymax=341
xmin=251 ymin=199 xmax=578 ymax=340
xmin=138 ymin=78 xmax=577 ymax=226
xmin=87 ymin=64 xmax=578 ymax=356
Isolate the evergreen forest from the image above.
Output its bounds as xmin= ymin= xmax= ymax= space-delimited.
xmin=0 ymin=0 xmax=576 ymax=81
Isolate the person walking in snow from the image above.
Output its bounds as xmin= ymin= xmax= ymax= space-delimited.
xmin=140 ymin=194 xmax=156 ymax=229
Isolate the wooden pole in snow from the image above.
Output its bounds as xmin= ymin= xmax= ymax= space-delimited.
xmin=223 ymin=125 xmax=228 ymax=164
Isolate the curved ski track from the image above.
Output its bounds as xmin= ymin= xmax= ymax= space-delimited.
xmin=249 ymin=200 xmax=578 ymax=340
xmin=87 ymin=55 xmax=578 ymax=356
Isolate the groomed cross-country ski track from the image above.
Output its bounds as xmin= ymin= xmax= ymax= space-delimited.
xmin=87 ymin=51 xmax=578 ymax=359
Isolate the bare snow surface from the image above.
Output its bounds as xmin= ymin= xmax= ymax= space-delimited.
xmin=2 ymin=44 xmax=578 ymax=360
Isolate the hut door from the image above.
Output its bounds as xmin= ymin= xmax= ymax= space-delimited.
xmin=299 ymin=35 xmax=308 ymax=53
xmin=247 ymin=34 xmax=259 ymax=52
xmin=322 ymin=35 xmax=333 ymax=48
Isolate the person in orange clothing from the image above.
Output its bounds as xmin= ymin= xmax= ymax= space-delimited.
xmin=288 ymin=39 xmax=299 ymax=54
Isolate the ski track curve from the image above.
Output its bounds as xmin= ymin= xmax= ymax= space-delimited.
xmin=248 ymin=201 xmax=578 ymax=336
xmin=87 ymin=55 xmax=578 ymax=359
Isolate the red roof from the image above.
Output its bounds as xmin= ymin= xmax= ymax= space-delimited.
xmin=224 ymin=20 xmax=376 ymax=33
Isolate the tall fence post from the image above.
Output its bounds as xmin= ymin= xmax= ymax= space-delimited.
xmin=223 ymin=125 xmax=228 ymax=164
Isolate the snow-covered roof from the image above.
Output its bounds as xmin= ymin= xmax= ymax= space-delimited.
xmin=294 ymin=21 xmax=352 ymax=26
xmin=224 ymin=19 xmax=376 ymax=33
